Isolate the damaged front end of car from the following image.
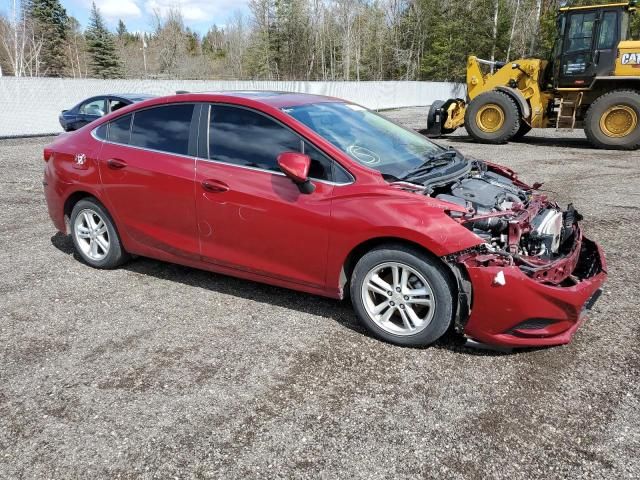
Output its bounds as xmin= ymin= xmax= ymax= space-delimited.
xmin=397 ymin=158 xmax=607 ymax=347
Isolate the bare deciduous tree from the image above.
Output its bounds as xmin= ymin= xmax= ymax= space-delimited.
xmin=0 ymin=0 xmax=572 ymax=82
xmin=0 ymin=0 xmax=43 ymax=76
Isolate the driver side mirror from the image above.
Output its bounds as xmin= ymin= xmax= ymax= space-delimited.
xmin=277 ymin=152 xmax=315 ymax=194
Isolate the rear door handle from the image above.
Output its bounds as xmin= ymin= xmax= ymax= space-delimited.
xmin=107 ymin=158 xmax=127 ymax=169
xmin=201 ymin=179 xmax=229 ymax=193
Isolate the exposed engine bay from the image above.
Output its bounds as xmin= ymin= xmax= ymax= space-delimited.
xmin=393 ymin=156 xmax=587 ymax=285
xmin=433 ymin=161 xmax=580 ymax=260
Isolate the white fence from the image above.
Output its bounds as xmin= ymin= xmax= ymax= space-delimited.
xmin=0 ymin=78 xmax=461 ymax=137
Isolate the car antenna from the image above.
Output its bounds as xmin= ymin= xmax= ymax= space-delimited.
xmin=175 ymin=90 xmax=189 ymax=94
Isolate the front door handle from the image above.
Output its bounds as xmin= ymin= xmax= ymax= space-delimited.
xmin=107 ymin=158 xmax=127 ymax=169
xmin=202 ymin=179 xmax=229 ymax=193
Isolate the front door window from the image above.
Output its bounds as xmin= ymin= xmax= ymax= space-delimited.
xmin=80 ymin=99 xmax=106 ymax=117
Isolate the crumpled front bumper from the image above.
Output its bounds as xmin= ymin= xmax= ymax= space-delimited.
xmin=461 ymin=237 xmax=607 ymax=348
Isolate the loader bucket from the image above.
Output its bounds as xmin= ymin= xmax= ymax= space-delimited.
xmin=423 ymin=98 xmax=466 ymax=137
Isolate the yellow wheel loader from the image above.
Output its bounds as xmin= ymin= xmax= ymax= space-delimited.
xmin=426 ymin=1 xmax=640 ymax=149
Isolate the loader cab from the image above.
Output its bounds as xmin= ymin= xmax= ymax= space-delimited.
xmin=553 ymin=3 xmax=633 ymax=88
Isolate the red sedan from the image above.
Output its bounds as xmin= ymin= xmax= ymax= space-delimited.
xmin=43 ymin=92 xmax=606 ymax=348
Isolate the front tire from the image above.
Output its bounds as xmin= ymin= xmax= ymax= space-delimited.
xmin=70 ymin=198 xmax=129 ymax=269
xmin=584 ymin=90 xmax=640 ymax=150
xmin=465 ymin=91 xmax=521 ymax=144
xmin=350 ymin=245 xmax=454 ymax=347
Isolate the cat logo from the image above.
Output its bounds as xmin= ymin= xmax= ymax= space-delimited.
xmin=621 ymin=53 xmax=640 ymax=65
xmin=74 ymin=153 xmax=86 ymax=165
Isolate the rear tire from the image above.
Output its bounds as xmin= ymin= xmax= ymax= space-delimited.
xmin=350 ymin=244 xmax=454 ymax=347
xmin=70 ymin=198 xmax=129 ymax=269
xmin=465 ymin=91 xmax=521 ymax=144
xmin=584 ymin=90 xmax=640 ymax=150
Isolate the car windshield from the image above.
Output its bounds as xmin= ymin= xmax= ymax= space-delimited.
xmin=282 ymin=102 xmax=444 ymax=178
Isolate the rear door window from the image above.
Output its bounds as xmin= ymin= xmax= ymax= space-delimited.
xmin=109 ymin=98 xmax=129 ymax=113
xmin=130 ymin=104 xmax=195 ymax=156
xmin=108 ymin=113 xmax=132 ymax=144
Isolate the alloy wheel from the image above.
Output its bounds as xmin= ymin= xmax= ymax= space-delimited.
xmin=73 ymin=208 xmax=110 ymax=261
xmin=361 ymin=262 xmax=436 ymax=336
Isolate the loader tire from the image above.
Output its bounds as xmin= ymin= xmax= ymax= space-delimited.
xmin=584 ymin=90 xmax=640 ymax=150
xmin=465 ymin=91 xmax=521 ymax=144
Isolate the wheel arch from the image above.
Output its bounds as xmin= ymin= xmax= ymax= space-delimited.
xmin=63 ymin=189 xmax=118 ymax=235
xmin=65 ymin=190 xmax=131 ymax=268
xmin=63 ymin=191 xmax=97 ymax=233
xmin=338 ymin=236 xmax=458 ymax=301
xmin=494 ymin=86 xmax=531 ymax=119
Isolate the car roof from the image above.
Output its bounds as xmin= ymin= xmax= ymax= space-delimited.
xmin=92 ymin=90 xmax=350 ymax=124
xmin=110 ymin=93 xmax=156 ymax=101
xmin=75 ymin=94 xmax=155 ymax=106
xmin=175 ymin=91 xmax=344 ymax=108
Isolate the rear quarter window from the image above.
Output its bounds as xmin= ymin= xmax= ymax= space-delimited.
xmin=94 ymin=123 xmax=107 ymax=140
xmin=108 ymin=113 xmax=132 ymax=144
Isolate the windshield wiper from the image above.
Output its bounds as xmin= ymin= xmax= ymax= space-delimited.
xmin=399 ymin=148 xmax=461 ymax=181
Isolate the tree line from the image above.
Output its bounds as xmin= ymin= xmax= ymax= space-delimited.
xmin=0 ymin=0 xmax=636 ymax=82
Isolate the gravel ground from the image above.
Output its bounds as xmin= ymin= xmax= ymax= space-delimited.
xmin=1 ymin=109 xmax=639 ymax=479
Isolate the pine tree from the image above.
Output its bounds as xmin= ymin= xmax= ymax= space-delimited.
xmin=273 ymin=0 xmax=310 ymax=79
xmin=85 ymin=3 xmax=122 ymax=78
xmin=117 ymin=19 xmax=127 ymax=38
xmin=26 ymin=0 xmax=68 ymax=76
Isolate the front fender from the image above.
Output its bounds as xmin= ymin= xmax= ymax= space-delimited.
xmin=325 ymin=193 xmax=483 ymax=296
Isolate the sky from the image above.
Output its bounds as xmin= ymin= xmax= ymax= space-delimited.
xmin=4 ymin=0 xmax=251 ymax=35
